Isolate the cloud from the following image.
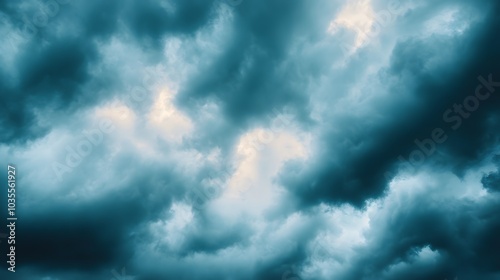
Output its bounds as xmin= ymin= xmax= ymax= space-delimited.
xmin=281 ymin=0 xmax=500 ymax=208
xmin=0 ymin=0 xmax=499 ymax=279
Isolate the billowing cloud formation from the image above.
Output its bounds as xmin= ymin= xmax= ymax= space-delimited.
xmin=0 ymin=0 xmax=499 ymax=279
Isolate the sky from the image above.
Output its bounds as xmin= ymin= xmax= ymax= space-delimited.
xmin=0 ymin=0 xmax=499 ymax=279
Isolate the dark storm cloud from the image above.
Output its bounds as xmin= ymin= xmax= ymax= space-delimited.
xmin=175 ymin=215 xmax=252 ymax=256
xmin=0 ymin=37 xmax=98 ymax=144
xmin=482 ymin=155 xmax=500 ymax=192
xmin=0 ymin=0 xmax=325 ymax=279
xmin=176 ymin=0 xmax=331 ymax=127
xmin=0 ymin=1 xmax=109 ymax=144
xmin=337 ymin=180 xmax=500 ymax=280
xmin=283 ymin=0 xmax=500 ymax=208
xmin=124 ymin=0 xmax=218 ymax=46
xmin=0 ymin=124 xmax=254 ymax=278
xmin=0 ymin=155 xmax=192 ymax=276
xmin=0 ymin=0 xmax=220 ymax=145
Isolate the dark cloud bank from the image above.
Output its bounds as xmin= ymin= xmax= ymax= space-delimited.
xmin=0 ymin=0 xmax=499 ymax=279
